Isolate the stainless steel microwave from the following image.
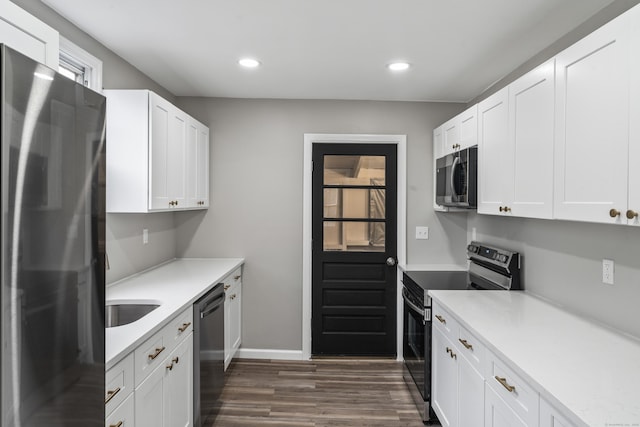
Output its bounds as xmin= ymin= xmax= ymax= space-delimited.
xmin=435 ymin=145 xmax=477 ymax=208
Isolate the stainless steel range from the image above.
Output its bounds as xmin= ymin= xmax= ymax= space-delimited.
xmin=402 ymin=242 xmax=521 ymax=424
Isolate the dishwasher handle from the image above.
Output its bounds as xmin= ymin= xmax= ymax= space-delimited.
xmin=200 ymin=292 xmax=225 ymax=319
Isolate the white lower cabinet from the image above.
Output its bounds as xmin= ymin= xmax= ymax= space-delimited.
xmin=135 ymin=333 xmax=193 ymax=427
xmin=432 ymin=327 xmax=458 ymax=427
xmin=224 ymin=268 xmax=242 ymax=370
xmin=485 ymin=383 xmax=527 ymax=427
xmin=539 ymin=398 xmax=578 ymax=427
xmin=432 ymin=304 xmax=484 ymax=427
xmin=106 ymin=393 xmax=135 ymax=427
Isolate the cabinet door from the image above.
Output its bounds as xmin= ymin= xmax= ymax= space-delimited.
xmin=434 ymin=126 xmax=444 ymax=159
xmin=135 ymin=363 xmax=166 ymax=427
xmin=457 ymin=354 xmax=484 ymax=427
xmin=164 ymin=334 xmax=193 ymax=427
xmin=149 ymin=94 xmax=173 ymax=210
xmin=432 ymin=327 xmax=458 ymax=427
xmin=229 ymin=282 xmax=242 ymax=354
xmin=477 ymin=88 xmax=509 ymax=215
xmin=458 ymin=105 xmax=478 ymax=150
xmin=195 ymin=124 xmax=209 ymax=208
xmin=0 ymin=2 xmax=59 ymax=68
xmin=509 ymin=59 xmax=555 ymax=219
xmin=106 ymin=392 xmax=135 ymax=427
xmin=629 ymin=5 xmax=640 ymax=226
xmin=485 ymin=384 xmax=528 ymax=427
xmin=539 ymin=398 xmax=577 ymax=427
xmin=186 ymin=121 xmax=199 ymax=208
xmin=554 ymin=13 xmax=631 ymax=223
xmin=168 ymin=109 xmax=187 ymax=208
xmin=224 ymin=294 xmax=231 ymax=370
xmin=442 ymin=118 xmax=459 ymax=156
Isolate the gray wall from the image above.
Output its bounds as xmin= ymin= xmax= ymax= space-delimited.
xmin=468 ymin=215 xmax=640 ymax=339
xmin=173 ymin=98 xmax=466 ymax=351
xmin=12 ymin=0 xmax=179 ymax=283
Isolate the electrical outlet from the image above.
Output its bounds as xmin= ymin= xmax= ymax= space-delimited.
xmin=143 ymin=228 xmax=149 ymax=245
xmin=602 ymin=259 xmax=614 ymax=285
xmin=415 ymin=226 xmax=429 ymax=240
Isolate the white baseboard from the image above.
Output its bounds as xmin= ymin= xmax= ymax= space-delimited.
xmin=236 ymin=348 xmax=305 ymax=361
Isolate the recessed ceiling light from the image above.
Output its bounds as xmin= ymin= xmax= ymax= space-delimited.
xmin=388 ymin=62 xmax=410 ymax=71
xmin=239 ymin=58 xmax=261 ymax=68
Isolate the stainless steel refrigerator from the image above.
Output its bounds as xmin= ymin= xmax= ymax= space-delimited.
xmin=1 ymin=45 xmax=106 ymax=426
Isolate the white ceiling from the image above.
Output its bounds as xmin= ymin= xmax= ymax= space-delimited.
xmin=42 ymin=0 xmax=615 ymax=102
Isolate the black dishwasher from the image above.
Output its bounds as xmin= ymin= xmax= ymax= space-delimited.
xmin=193 ymin=283 xmax=225 ymax=426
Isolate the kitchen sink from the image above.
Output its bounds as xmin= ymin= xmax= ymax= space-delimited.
xmin=105 ymin=302 xmax=160 ymax=328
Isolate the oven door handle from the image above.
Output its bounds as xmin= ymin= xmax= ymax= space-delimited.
xmin=402 ymin=288 xmax=426 ymax=320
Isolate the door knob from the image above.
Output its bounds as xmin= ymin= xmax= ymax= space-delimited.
xmin=386 ymin=257 xmax=396 ymax=267
xmin=609 ymin=209 xmax=621 ymax=218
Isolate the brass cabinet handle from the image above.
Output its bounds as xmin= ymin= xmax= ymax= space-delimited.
xmin=230 ymin=294 xmax=237 ymax=300
xmin=234 ymin=275 xmax=241 ymax=281
xmin=446 ymin=347 xmax=457 ymax=359
xmin=610 ymin=208 xmax=621 ymax=218
xmin=172 ymin=357 xmax=179 ymax=365
xmin=627 ymin=210 xmax=638 ymax=220
xmin=178 ymin=322 xmax=191 ymax=333
xmin=109 ymin=422 xmax=123 ymax=427
xmin=224 ymin=284 xmax=231 ymax=291
xmin=499 ymin=206 xmax=511 ymax=213
xmin=435 ymin=315 xmax=446 ymax=324
xmin=459 ymin=338 xmax=473 ymax=350
xmin=148 ymin=346 xmax=165 ymax=360
xmin=166 ymin=362 xmax=174 ymax=371
xmin=105 ymin=386 xmax=121 ymax=405
xmin=495 ymin=376 xmax=516 ymax=393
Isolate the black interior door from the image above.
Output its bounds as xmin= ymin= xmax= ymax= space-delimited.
xmin=312 ymin=143 xmax=397 ymax=356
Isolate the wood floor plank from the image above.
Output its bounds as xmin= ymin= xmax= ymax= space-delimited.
xmin=207 ymin=359 xmax=425 ymax=427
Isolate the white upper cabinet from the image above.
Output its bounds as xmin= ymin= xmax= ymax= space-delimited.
xmin=106 ymin=90 xmax=210 ymax=213
xmin=0 ymin=2 xmax=59 ymax=69
xmin=441 ymin=105 xmax=478 ymax=156
xmin=186 ymin=119 xmax=210 ymax=208
xmin=477 ymin=88 xmax=509 ymax=215
xmin=553 ymin=9 xmax=632 ymax=224
xmin=508 ymin=59 xmax=555 ymax=219
xmin=628 ymin=5 xmax=640 ymax=226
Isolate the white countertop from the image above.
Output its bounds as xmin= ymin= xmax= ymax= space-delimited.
xmin=399 ymin=263 xmax=467 ymax=272
xmin=105 ymin=258 xmax=244 ymax=370
xmin=429 ymin=290 xmax=640 ymax=427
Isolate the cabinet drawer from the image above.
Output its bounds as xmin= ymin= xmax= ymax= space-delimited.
xmin=105 ymin=351 xmax=134 ymax=416
xmin=456 ymin=324 xmax=486 ymax=373
xmin=487 ymin=352 xmax=539 ymax=426
xmin=432 ymin=302 xmax=458 ymax=338
xmin=165 ymin=305 xmax=193 ymax=348
xmin=105 ymin=392 xmax=135 ymax=427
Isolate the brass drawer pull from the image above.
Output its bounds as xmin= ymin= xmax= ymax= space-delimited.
xmin=178 ymin=322 xmax=191 ymax=333
xmin=435 ymin=315 xmax=446 ymax=324
xmin=458 ymin=339 xmax=473 ymax=350
xmin=148 ymin=346 xmax=166 ymax=360
xmin=495 ymin=376 xmax=516 ymax=393
xmin=627 ymin=210 xmax=638 ymax=220
xmin=166 ymin=362 xmax=174 ymax=371
xmin=224 ymin=284 xmax=231 ymax=291
xmin=609 ymin=208 xmax=621 ymax=218
xmin=234 ymin=275 xmax=241 ymax=280
xmin=105 ymin=386 xmax=121 ymax=405
xmin=172 ymin=357 xmax=179 ymax=364
xmin=230 ymin=294 xmax=237 ymax=300
xmin=109 ymin=422 xmax=123 ymax=427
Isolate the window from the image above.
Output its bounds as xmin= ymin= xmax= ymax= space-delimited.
xmin=58 ymin=36 xmax=103 ymax=92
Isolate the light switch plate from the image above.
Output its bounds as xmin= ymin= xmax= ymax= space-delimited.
xmin=415 ymin=226 xmax=429 ymax=240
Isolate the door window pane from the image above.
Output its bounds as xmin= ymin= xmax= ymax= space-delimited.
xmin=324 ymin=155 xmax=385 ymax=185
xmin=323 ymin=188 xmax=385 ymax=219
xmin=323 ymin=221 xmax=385 ymax=252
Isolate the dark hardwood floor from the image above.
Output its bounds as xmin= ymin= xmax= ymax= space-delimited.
xmin=208 ymin=358 xmax=426 ymax=427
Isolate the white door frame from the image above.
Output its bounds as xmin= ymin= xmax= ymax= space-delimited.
xmin=302 ymin=133 xmax=407 ymax=361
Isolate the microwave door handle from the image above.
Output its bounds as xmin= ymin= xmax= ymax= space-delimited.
xmin=450 ymin=156 xmax=460 ymax=197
